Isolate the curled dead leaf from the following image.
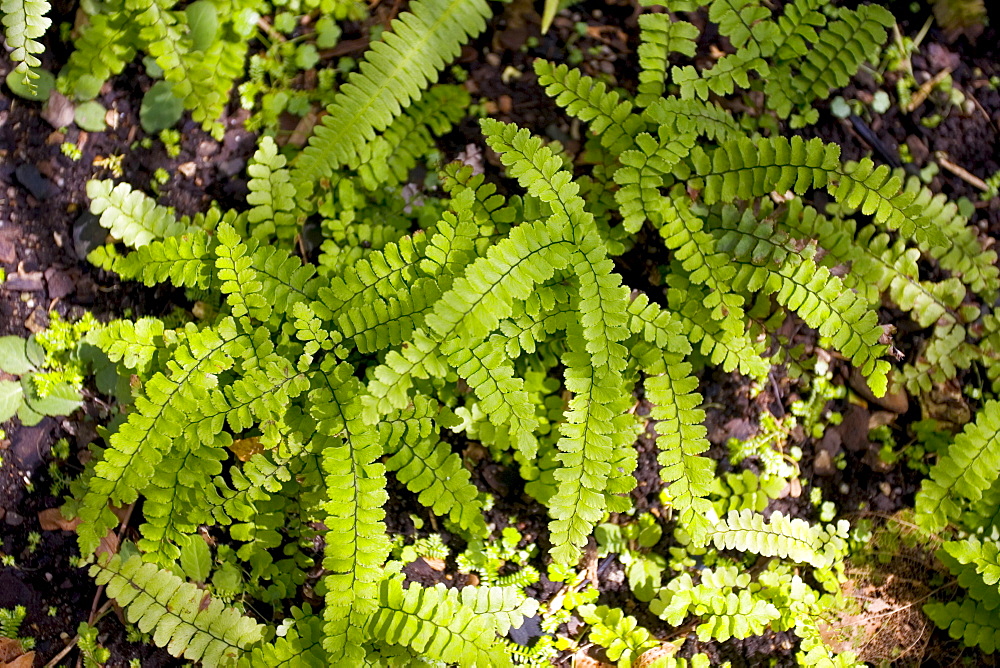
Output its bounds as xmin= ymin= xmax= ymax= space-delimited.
xmin=421 ymin=557 xmax=446 ymax=572
xmin=37 ymin=507 xmax=81 ymax=532
xmin=1 ymin=651 xmax=34 ymax=668
xmin=0 ymin=637 xmax=24 ymax=662
xmin=96 ymin=530 xmax=119 ymax=560
xmin=229 ymin=436 xmax=264 ymax=462
xmin=635 ymin=643 xmax=680 ymax=668
xmin=571 ymin=649 xmax=610 ymax=668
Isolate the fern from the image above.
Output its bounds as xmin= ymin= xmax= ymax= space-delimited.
xmin=90 ymin=554 xmax=264 ymax=666
xmin=650 ymin=565 xmax=780 ymax=642
xmin=293 ymin=0 xmax=492 ymax=188
xmin=246 ymin=137 xmax=301 ymax=247
xmin=1 ymin=0 xmax=51 ymax=87
xmin=915 ymin=401 xmax=1000 ymax=532
xmin=925 ymin=597 xmax=1000 ymax=654
xmin=708 ymin=508 xmax=849 ymax=569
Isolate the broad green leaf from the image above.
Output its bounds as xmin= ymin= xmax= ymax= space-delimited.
xmin=22 ymin=377 xmax=82 ymax=417
xmin=75 ymin=101 xmax=106 ymax=131
xmin=180 ymin=535 xmax=212 ymax=583
xmin=6 ymin=67 xmax=54 ymax=101
xmin=140 ymin=81 xmax=184 ymax=134
xmin=185 ymin=0 xmax=219 ymax=51
xmin=0 ymin=336 xmax=39 ymax=374
xmin=0 ymin=380 xmax=24 ymax=422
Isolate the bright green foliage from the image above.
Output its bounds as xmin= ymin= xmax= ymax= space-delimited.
xmin=915 ymin=401 xmax=1000 ymax=532
xmin=58 ymin=0 xmax=258 ymax=138
xmin=925 ymin=597 xmax=1000 ymax=654
xmin=87 ymin=180 xmax=196 ymax=248
xmin=709 ymin=509 xmax=849 ymax=569
xmin=577 ymin=604 xmax=659 ymax=666
xmin=366 ymin=577 xmax=537 ymax=667
xmin=90 ymin=554 xmax=264 ymax=666
xmin=1 ymin=0 xmax=51 ymax=89
xmin=246 ymin=137 xmax=301 ymax=247
xmin=650 ymin=565 xmax=781 ymax=642
xmin=293 ymin=0 xmax=492 ymax=188
xmin=64 ymin=0 xmax=1000 ymax=664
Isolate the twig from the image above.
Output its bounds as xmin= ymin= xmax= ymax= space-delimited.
xmin=43 ymin=601 xmax=114 ymax=668
xmin=904 ymin=67 xmax=952 ymax=113
xmin=935 ymin=152 xmax=990 ymax=192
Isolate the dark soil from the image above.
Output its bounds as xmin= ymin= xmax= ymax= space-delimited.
xmin=0 ymin=1 xmax=998 ymax=666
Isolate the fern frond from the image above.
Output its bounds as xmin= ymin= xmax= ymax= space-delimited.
xmin=944 ymin=537 xmax=1000 ymax=591
xmin=643 ymin=97 xmax=742 ymax=141
xmin=925 ymin=597 xmax=1000 ymax=654
xmin=96 ymin=317 xmax=165 ymax=374
xmin=533 ymin=60 xmax=644 ymax=155
xmin=762 ymin=257 xmax=890 ymax=393
xmin=87 ymin=180 xmax=194 ymax=248
xmin=779 ymin=5 xmax=892 ymax=114
xmin=368 ymin=216 xmax=571 ymax=413
xmin=313 ymin=363 xmax=390 ymax=663
xmin=650 ymin=565 xmax=780 ymax=642
xmin=915 ymin=400 xmax=1000 ymax=532
xmin=709 ymin=508 xmax=849 ymax=568
xmin=384 ymin=424 xmax=488 ymax=537
xmin=666 ymin=275 xmax=768 ymax=378
xmin=76 ymin=318 xmax=247 ymax=554
xmin=354 ymin=84 xmax=470 ymax=190
xmin=635 ymin=15 xmax=698 ymax=107
xmin=293 ymin=0 xmax=491 ymax=187
xmin=114 ymin=230 xmax=214 ymax=289
xmin=673 ymin=49 xmax=768 ymax=100
xmin=90 ymin=554 xmax=264 ymax=666
xmin=57 ymin=10 xmax=137 ymax=89
xmin=368 ymin=577 xmax=529 ymax=666
xmin=247 ymin=137 xmax=301 ymax=247
xmin=694 ymin=136 xmax=840 ymax=205
xmin=639 ymin=345 xmax=715 ymax=543
xmin=547 ymin=327 xmax=635 ymax=564
xmin=2 ymin=0 xmax=51 ymax=85
xmin=772 ymin=0 xmax=826 ymax=60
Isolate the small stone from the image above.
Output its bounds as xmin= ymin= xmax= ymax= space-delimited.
xmin=218 ymin=159 xmax=245 ymax=177
xmin=879 ymin=482 xmax=892 ymax=497
xmin=25 ymin=307 xmax=49 ymax=333
xmin=41 ymin=91 xmax=75 ymax=130
xmin=14 ymin=164 xmax=57 ymax=201
xmin=498 ymin=94 xmax=513 ymax=114
xmin=44 ymin=267 xmax=75 ymax=300
xmin=178 ymin=162 xmax=197 ymax=178
xmin=3 ymin=271 xmax=44 ymax=291
xmin=814 ymin=449 xmax=835 ymax=476
xmin=4 ymin=510 xmax=23 ymax=526
xmin=74 ymin=211 xmax=106 ymax=260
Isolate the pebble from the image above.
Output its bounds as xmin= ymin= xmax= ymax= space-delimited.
xmin=4 ymin=510 xmax=23 ymax=526
xmin=73 ymin=211 xmax=106 ymax=260
xmin=14 ymin=164 xmax=57 ymax=201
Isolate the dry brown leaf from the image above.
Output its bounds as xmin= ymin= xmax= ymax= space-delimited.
xmin=635 ymin=643 xmax=680 ymax=668
xmin=0 ymin=637 xmax=24 ymax=662
xmin=571 ymin=649 xmax=610 ymax=668
xmin=38 ymin=507 xmax=81 ymax=532
xmin=229 ymin=436 xmax=264 ymax=462
xmin=96 ymin=530 xmax=119 ymax=560
xmin=1 ymin=651 xmax=35 ymax=668
xmin=421 ymin=557 xmax=446 ymax=572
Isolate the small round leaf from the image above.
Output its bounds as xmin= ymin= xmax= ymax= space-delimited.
xmin=75 ymin=101 xmax=107 ymax=132
xmin=185 ymin=0 xmax=219 ymax=51
xmin=73 ymin=74 xmax=104 ymax=101
xmin=6 ymin=67 xmax=55 ymax=102
xmin=140 ymin=81 xmax=185 ymax=134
